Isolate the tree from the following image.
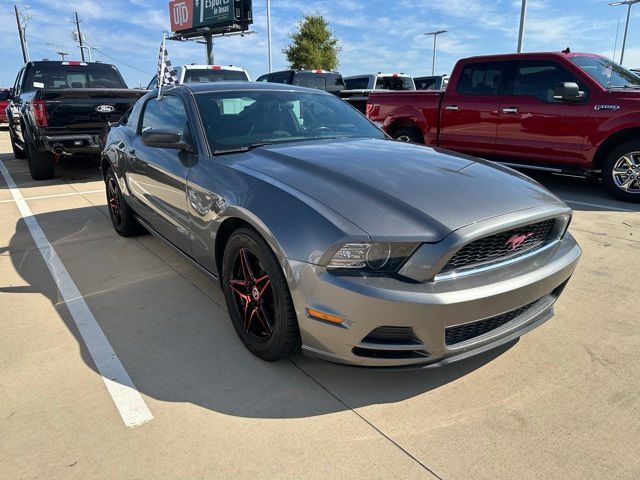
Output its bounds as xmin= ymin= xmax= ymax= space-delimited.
xmin=283 ymin=14 xmax=340 ymax=71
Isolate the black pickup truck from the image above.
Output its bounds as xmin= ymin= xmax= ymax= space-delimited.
xmin=6 ymin=61 xmax=146 ymax=180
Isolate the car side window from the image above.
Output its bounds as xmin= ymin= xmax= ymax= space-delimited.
xmin=255 ymin=74 xmax=269 ymax=82
xmin=14 ymin=68 xmax=25 ymax=95
xmin=512 ymin=60 xmax=587 ymax=103
xmin=140 ymin=95 xmax=189 ymax=136
xmin=456 ymin=62 xmax=505 ymax=96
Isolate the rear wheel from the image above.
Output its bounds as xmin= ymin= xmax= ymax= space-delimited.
xmin=105 ymin=167 xmax=145 ymax=237
xmin=602 ymin=140 xmax=640 ymax=203
xmin=392 ymin=128 xmax=423 ymax=144
xmin=222 ymin=228 xmax=300 ymax=361
xmin=9 ymin=128 xmax=26 ymax=159
xmin=25 ymin=136 xmax=54 ymax=180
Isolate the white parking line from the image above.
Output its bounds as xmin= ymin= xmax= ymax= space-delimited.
xmin=0 ymin=161 xmax=153 ymax=428
xmin=0 ymin=189 xmax=104 ymax=204
xmin=564 ymin=199 xmax=639 ymax=213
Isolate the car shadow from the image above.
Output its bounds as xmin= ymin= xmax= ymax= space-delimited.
xmin=4 ymin=206 xmax=518 ymax=420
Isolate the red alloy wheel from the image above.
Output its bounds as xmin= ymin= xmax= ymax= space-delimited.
xmin=229 ymin=247 xmax=275 ymax=341
xmin=107 ymin=176 xmax=122 ymax=227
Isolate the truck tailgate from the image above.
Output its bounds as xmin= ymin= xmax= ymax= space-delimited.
xmin=39 ymin=88 xmax=146 ymax=130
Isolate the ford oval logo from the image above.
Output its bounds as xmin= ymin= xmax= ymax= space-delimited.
xmin=96 ymin=105 xmax=115 ymax=113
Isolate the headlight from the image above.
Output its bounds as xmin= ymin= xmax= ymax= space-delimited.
xmin=327 ymin=242 xmax=419 ymax=274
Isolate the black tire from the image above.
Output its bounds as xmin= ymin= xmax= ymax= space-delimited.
xmin=602 ymin=139 xmax=640 ymax=203
xmin=222 ymin=227 xmax=300 ymax=361
xmin=9 ymin=128 xmax=26 ymax=159
xmin=105 ymin=167 xmax=145 ymax=237
xmin=392 ymin=127 xmax=423 ymax=144
xmin=25 ymin=135 xmax=54 ymax=180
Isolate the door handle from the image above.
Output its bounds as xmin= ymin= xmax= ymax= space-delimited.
xmin=445 ymin=105 xmax=459 ymax=111
xmin=501 ymin=107 xmax=519 ymax=114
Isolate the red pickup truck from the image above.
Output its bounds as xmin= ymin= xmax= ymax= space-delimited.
xmin=367 ymin=52 xmax=640 ymax=202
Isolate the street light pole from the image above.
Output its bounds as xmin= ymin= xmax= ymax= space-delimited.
xmin=424 ymin=30 xmax=447 ymax=76
xmin=46 ymin=43 xmax=69 ymax=61
xmin=610 ymin=0 xmax=640 ymax=65
xmin=517 ymin=0 xmax=527 ymax=53
xmin=266 ymin=0 xmax=272 ymax=72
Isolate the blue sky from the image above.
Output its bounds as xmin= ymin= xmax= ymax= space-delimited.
xmin=1 ymin=0 xmax=639 ymax=88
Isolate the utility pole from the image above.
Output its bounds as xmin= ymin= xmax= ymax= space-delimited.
xmin=74 ymin=11 xmax=86 ymax=61
xmin=517 ymin=0 xmax=527 ymax=53
xmin=266 ymin=0 xmax=272 ymax=72
xmin=14 ymin=3 xmax=29 ymax=63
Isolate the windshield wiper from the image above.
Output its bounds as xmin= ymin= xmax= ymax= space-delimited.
xmin=213 ymin=142 xmax=273 ymax=155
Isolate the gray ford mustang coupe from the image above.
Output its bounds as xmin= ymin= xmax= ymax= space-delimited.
xmin=101 ymin=82 xmax=581 ymax=368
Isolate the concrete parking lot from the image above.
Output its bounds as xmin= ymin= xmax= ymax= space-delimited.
xmin=1 ymin=128 xmax=638 ymax=480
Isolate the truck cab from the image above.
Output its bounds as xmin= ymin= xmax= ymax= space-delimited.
xmin=255 ymin=69 xmax=345 ymax=95
xmin=147 ymin=64 xmax=250 ymax=89
xmin=367 ymin=52 xmax=640 ymax=202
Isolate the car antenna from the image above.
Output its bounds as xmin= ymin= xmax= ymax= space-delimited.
xmin=562 ymin=47 xmax=571 ymax=54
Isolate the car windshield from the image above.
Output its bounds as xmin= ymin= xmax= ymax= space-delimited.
xmin=23 ymin=64 xmax=127 ymax=91
xmin=568 ymin=56 xmax=640 ymax=89
xmin=375 ymin=76 xmax=414 ymax=90
xmin=183 ymin=69 xmax=249 ymax=83
xmin=195 ymin=89 xmax=385 ymax=153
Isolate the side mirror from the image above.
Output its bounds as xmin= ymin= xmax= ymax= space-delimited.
xmin=141 ymin=130 xmax=194 ymax=152
xmin=553 ymin=82 xmax=583 ymax=102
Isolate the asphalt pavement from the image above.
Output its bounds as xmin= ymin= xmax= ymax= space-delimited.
xmin=1 ymin=129 xmax=638 ymax=480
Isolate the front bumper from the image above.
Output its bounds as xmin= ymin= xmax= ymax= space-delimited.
xmin=287 ymin=232 xmax=581 ymax=368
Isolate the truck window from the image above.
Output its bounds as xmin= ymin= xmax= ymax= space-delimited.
xmin=141 ymin=95 xmax=188 ymax=136
xmin=375 ymin=76 xmax=414 ymax=90
xmin=456 ymin=62 xmax=504 ymax=96
xmin=568 ymin=56 xmax=640 ymax=89
xmin=183 ymin=69 xmax=249 ymax=83
xmin=269 ymin=72 xmax=292 ymax=84
xmin=23 ymin=64 xmax=127 ymax=91
xmin=513 ymin=61 xmax=586 ymax=102
xmin=345 ymin=77 xmax=369 ymax=90
xmin=0 ymin=90 xmax=9 ymax=101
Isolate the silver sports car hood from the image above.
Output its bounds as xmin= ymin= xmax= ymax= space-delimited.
xmin=240 ymin=138 xmax=564 ymax=242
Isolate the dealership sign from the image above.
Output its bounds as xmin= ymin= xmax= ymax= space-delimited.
xmin=169 ymin=0 xmax=252 ymax=34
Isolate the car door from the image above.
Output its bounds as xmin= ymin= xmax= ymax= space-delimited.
xmin=126 ymin=94 xmax=195 ymax=253
xmin=439 ymin=61 xmax=506 ymax=158
xmin=494 ymin=59 xmax=592 ymax=167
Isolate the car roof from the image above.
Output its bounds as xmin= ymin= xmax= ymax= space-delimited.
xmin=178 ymin=81 xmax=334 ymax=95
xmin=181 ymin=64 xmax=247 ymax=71
xmin=459 ymin=51 xmax=604 ymax=62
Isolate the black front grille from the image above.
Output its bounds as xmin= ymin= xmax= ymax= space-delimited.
xmin=440 ymin=219 xmax=556 ymax=274
xmin=445 ymin=295 xmax=549 ymax=345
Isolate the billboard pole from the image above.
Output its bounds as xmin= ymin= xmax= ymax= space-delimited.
xmin=205 ymin=33 xmax=214 ymax=65
xmin=517 ymin=0 xmax=527 ymax=53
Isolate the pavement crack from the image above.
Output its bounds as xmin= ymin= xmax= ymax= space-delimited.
xmin=288 ymin=359 xmax=445 ymax=480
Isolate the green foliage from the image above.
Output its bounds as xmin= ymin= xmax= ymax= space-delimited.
xmin=283 ymin=14 xmax=340 ymax=71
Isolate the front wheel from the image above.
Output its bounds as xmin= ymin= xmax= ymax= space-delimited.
xmin=222 ymin=228 xmax=300 ymax=361
xmin=602 ymin=140 xmax=640 ymax=203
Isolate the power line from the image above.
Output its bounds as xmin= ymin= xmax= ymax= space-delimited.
xmin=91 ymin=46 xmax=153 ymax=76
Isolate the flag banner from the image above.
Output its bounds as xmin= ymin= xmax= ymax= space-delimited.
xmin=157 ymin=44 xmax=178 ymax=88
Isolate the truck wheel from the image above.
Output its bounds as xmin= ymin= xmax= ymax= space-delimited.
xmin=105 ymin=168 xmax=145 ymax=237
xmin=9 ymin=129 xmax=27 ymax=159
xmin=393 ymin=128 xmax=423 ymax=144
xmin=602 ymin=140 xmax=640 ymax=203
xmin=25 ymin=137 xmax=54 ymax=180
